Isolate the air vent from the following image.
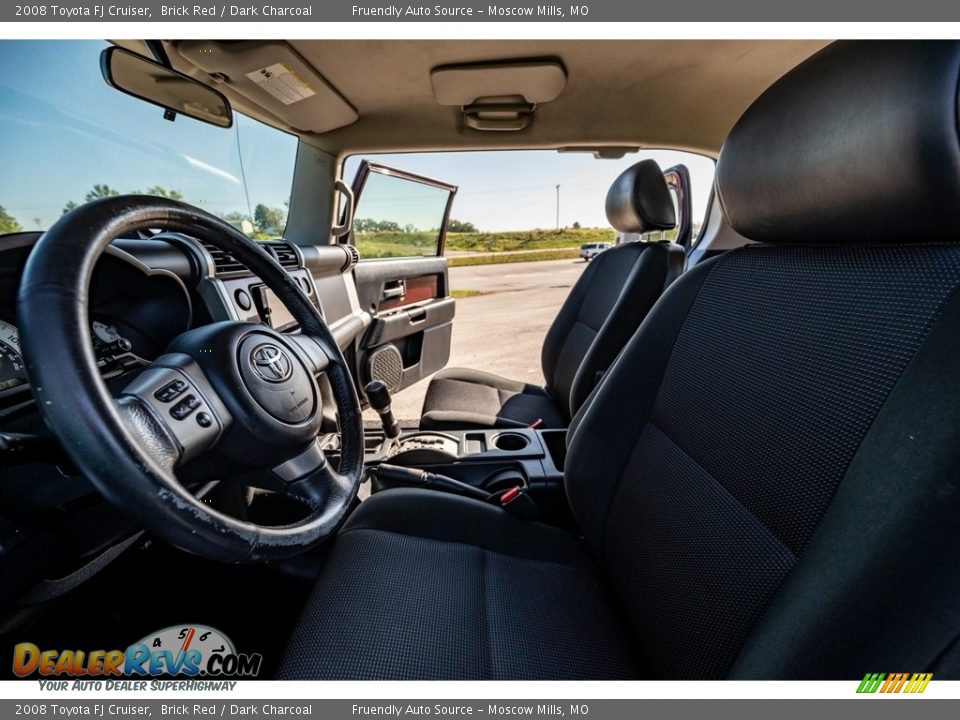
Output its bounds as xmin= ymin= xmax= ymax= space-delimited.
xmin=266 ymin=241 xmax=301 ymax=269
xmin=201 ymin=242 xmax=249 ymax=277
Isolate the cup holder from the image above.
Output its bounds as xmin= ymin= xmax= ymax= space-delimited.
xmin=492 ymin=432 xmax=529 ymax=452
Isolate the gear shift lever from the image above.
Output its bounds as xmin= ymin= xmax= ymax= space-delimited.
xmin=364 ymin=380 xmax=401 ymax=440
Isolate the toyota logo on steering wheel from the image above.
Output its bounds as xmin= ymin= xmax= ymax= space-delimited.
xmin=250 ymin=343 xmax=293 ymax=383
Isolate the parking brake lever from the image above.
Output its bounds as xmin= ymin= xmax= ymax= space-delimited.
xmin=368 ymin=463 xmax=537 ymax=519
xmin=369 ymin=463 xmax=490 ymax=501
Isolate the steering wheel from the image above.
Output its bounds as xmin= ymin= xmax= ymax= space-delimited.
xmin=16 ymin=196 xmax=364 ymax=562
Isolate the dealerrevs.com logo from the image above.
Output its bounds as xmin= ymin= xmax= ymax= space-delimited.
xmin=12 ymin=625 xmax=262 ymax=679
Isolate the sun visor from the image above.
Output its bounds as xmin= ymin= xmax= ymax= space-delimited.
xmin=431 ymin=60 xmax=566 ymax=131
xmin=176 ymin=40 xmax=357 ymax=134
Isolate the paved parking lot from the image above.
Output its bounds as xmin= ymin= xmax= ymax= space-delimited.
xmin=368 ymin=257 xmax=588 ymax=424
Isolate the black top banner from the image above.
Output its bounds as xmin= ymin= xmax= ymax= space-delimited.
xmin=4 ymin=0 xmax=960 ymax=22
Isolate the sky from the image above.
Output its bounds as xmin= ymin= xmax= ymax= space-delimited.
xmin=0 ymin=40 xmax=716 ymax=235
xmin=0 ymin=40 xmax=296 ymax=231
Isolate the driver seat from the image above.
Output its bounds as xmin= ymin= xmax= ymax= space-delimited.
xmin=278 ymin=41 xmax=960 ymax=679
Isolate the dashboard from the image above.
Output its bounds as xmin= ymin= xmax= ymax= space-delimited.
xmin=0 ymin=320 xmax=24 ymax=393
xmin=0 ymin=228 xmax=367 ymax=610
xmin=0 ymin=235 xmax=193 ymax=416
xmin=0 ymin=231 xmax=364 ymax=419
xmin=0 ymin=207 xmax=384 ymax=631
xmin=0 ymin=314 xmax=183 ymax=399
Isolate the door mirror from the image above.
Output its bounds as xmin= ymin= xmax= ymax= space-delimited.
xmin=348 ymin=162 xmax=457 ymax=259
xmin=101 ymin=46 xmax=233 ymax=129
xmin=662 ymin=164 xmax=693 ymax=246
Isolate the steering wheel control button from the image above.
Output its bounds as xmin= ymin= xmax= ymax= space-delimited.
xmin=238 ymin=334 xmax=317 ymax=424
xmin=196 ymin=412 xmax=213 ymax=428
xmin=154 ymin=379 xmax=188 ymax=403
xmin=170 ymin=394 xmax=202 ymax=420
xmin=235 ymin=289 xmax=253 ymax=311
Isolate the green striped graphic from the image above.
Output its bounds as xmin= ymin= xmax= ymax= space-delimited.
xmin=857 ymin=673 xmax=886 ymax=693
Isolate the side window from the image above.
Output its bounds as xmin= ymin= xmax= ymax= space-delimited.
xmin=348 ymin=162 xmax=457 ymax=259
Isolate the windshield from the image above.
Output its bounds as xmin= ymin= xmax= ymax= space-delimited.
xmin=0 ymin=40 xmax=298 ymax=239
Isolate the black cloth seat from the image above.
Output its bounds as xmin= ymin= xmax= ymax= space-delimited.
xmin=279 ymin=41 xmax=960 ymax=680
xmin=420 ymin=159 xmax=682 ymax=430
xmin=277 ymin=489 xmax=640 ymax=680
xmin=416 ymin=368 xmax=567 ymax=430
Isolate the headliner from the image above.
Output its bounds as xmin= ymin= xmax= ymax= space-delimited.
xmin=165 ymin=39 xmax=830 ymax=158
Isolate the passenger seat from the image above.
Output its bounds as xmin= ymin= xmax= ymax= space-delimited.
xmin=419 ymin=159 xmax=684 ymax=430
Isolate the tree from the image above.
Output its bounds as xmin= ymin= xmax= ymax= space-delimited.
xmin=572 ymin=221 xmax=581 ymax=229
xmin=353 ymin=217 xmax=402 ymax=233
xmin=253 ymin=203 xmax=286 ymax=236
xmin=62 ymin=200 xmax=79 ymax=216
xmin=447 ymin=218 xmax=477 ymax=233
xmin=85 ymin=184 xmax=120 ymax=202
xmin=146 ymin=186 xmax=184 ymax=201
xmin=0 ymin=206 xmax=22 ymax=234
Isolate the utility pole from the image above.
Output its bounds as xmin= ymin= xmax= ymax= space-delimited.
xmin=555 ymin=184 xmax=560 ymax=229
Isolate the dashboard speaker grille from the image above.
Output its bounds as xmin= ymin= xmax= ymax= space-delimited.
xmin=366 ymin=345 xmax=403 ymax=392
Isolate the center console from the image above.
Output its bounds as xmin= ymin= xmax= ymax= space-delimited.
xmin=321 ymin=426 xmax=572 ymax=525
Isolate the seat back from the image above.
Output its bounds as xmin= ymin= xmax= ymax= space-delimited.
xmin=565 ymin=41 xmax=960 ymax=679
xmin=541 ymin=160 xmax=681 ymax=417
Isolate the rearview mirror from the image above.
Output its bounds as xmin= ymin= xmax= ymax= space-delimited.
xmin=100 ymin=46 xmax=233 ymax=128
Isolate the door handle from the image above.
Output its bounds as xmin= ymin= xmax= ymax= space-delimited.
xmin=407 ymin=308 xmax=427 ymax=324
xmin=382 ymin=280 xmax=406 ymax=301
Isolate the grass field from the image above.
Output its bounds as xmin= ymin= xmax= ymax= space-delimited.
xmin=447 ymin=227 xmax=611 ymax=253
xmin=448 ymin=248 xmax=581 ymax=267
xmin=354 ymin=227 xmax=612 ymax=261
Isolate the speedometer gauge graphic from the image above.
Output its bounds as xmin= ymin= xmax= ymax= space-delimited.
xmin=0 ymin=319 xmax=27 ymax=393
xmin=130 ymin=624 xmax=247 ymax=677
xmin=138 ymin=624 xmax=236 ymax=657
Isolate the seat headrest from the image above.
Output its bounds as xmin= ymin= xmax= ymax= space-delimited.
xmin=605 ymin=159 xmax=676 ymax=234
xmin=716 ymin=41 xmax=960 ymax=245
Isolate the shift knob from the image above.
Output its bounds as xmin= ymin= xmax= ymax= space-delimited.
xmin=364 ymin=380 xmax=400 ymax=439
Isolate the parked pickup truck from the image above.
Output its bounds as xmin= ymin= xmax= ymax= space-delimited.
xmin=579 ymin=241 xmax=610 ymax=260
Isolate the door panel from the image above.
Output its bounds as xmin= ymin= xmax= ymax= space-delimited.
xmin=346 ymin=162 xmax=458 ymax=400
xmin=353 ymin=257 xmax=455 ymax=395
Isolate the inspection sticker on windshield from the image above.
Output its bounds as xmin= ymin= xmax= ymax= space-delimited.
xmin=246 ymin=63 xmax=317 ymax=105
